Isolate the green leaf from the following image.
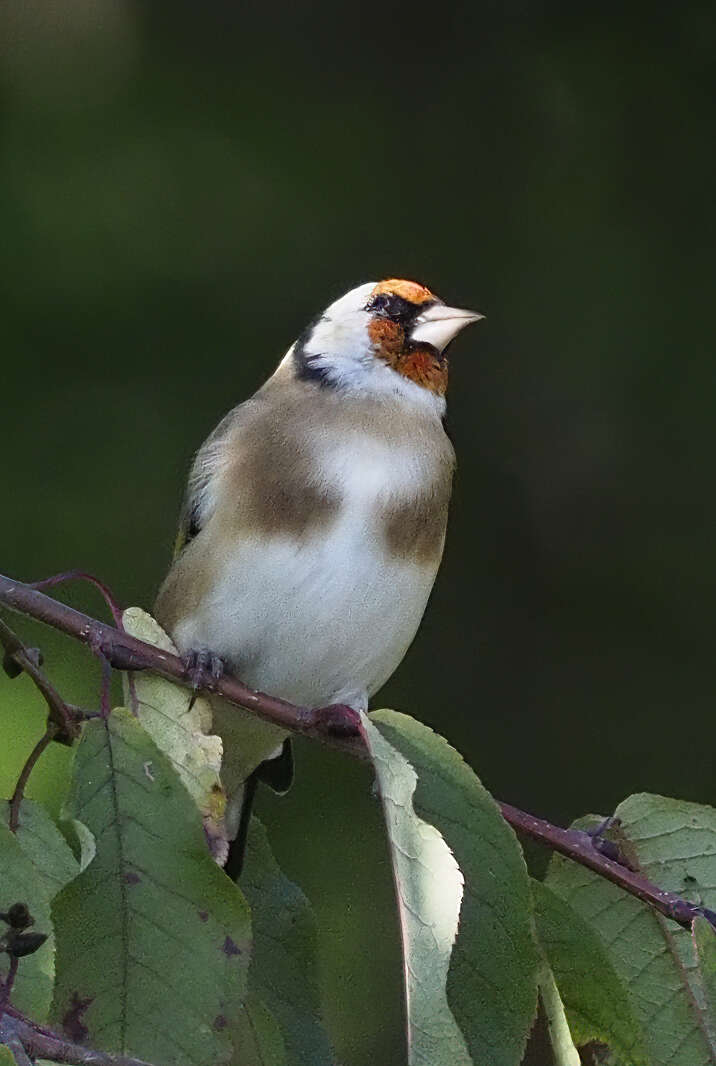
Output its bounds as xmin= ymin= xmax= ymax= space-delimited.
xmin=51 ymin=709 xmax=251 ymax=1066
xmin=121 ymin=607 xmax=228 ymax=862
xmin=34 ymin=1061 xmax=84 ymax=1066
xmin=546 ymin=794 xmax=716 ymax=1066
xmin=240 ymin=817 xmax=335 ymax=1065
xmin=0 ymin=799 xmax=79 ymax=1025
xmin=532 ymin=879 xmax=649 ymax=1064
xmin=363 ymin=710 xmax=538 ymax=1066
xmin=538 ymin=961 xmax=581 ymax=1066
xmin=1 ymin=800 xmax=80 ymax=899
xmin=66 ymin=817 xmax=96 ymax=871
xmin=34 ymin=1059 xmax=83 ymax=1066
xmin=0 ymin=822 xmax=54 ymax=1021
xmin=230 ymin=995 xmax=287 ymax=1066
xmin=693 ymin=918 xmax=716 ymax=1044
xmin=0 ymin=1047 xmax=16 ymax=1065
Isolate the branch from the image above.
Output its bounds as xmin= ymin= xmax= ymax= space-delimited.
xmin=0 ymin=956 xmax=18 ymax=1017
xmin=0 ymin=1016 xmax=33 ymax=1066
xmin=1 ymin=1012 xmax=154 ymax=1066
xmin=0 ymin=573 xmax=361 ymax=756
xmin=0 ymin=571 xmax=713 ymax=932
xmin=8 ymin=723 xmax=59 ymax=832
xmin=497 ymin=803 xmax=715 ymax=928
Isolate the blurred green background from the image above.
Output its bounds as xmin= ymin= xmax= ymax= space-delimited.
xmin=1 ymin=2 xmax=715 ymax=1062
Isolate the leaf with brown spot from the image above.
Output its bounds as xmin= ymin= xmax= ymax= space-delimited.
xmin=62 ymin=991 xmax=93 ymax=1043
xmin=546 ymin=794 xmax=716 ymax=1065
xmin=222 ymin=936 xmax=241 ymax=958
xmin=51 ymin=709 xmax=251 ymax=1066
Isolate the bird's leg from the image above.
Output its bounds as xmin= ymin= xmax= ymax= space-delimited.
xmin=181 ymin=647 xmax=226 ymax=705
xmin=310 ymin=703 xmax=362 ymax=736
xmin=309 ymin=688 xmax=367 ymax=737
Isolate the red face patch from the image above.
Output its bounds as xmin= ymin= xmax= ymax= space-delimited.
xmin=367 ymin=278 xmax=447 ymax=395
xmin=369 ymin=318 xmax=448 ymax=396
xmin=397 ymin=347 xmax=448 ymax=396
xmin=368 ymin=317 xmax=405 ymax=358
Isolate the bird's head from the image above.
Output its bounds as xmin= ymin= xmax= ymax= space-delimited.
xmin=289 ymin=279 xmax=482 ymax=411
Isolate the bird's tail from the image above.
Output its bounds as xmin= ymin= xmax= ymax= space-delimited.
xmin=224 ymin=739 xmax=294 ymax=880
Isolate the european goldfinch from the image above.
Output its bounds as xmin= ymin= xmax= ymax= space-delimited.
xmin=154 ymin=278 xmax=481 ymax=875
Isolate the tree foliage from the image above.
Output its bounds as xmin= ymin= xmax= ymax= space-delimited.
xmin=1 ymin=605 xmax=715 ymax=1065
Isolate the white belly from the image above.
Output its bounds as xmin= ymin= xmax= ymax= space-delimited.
xmin=173 ymin=518 xmax=439 ymax=709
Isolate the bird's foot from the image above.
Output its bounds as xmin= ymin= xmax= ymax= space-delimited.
xmin=310 ymin=703 xmax=362 ymax=737
xmin=181 ymin=648 xmax=226 ymax=704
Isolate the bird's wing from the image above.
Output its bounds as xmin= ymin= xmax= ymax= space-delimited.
xmin=172 ymin=406 xmax=241 ymax=557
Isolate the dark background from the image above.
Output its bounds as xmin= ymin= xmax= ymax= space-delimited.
xmin=2 ymin=3 xmax=715 ymax=1063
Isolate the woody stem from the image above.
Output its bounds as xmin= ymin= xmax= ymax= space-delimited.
xmin=0 ymin=570 xmax=713 ymax=932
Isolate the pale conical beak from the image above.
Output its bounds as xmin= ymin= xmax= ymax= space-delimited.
xmin=410 ymin=303 xmax=484 ymax=352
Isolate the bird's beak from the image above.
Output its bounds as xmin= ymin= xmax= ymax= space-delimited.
xmin=410 ymin=304 xmax=484 ymax=353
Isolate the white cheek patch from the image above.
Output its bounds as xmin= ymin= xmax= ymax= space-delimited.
xmin=304 ymin=311 xmax=374 ymax=367
xmin=301 ymin=281 xmax=378 ymax=368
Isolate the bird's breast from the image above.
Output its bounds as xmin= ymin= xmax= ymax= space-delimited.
xmin=216 ymin=415 xmax=453 ymax=569
xmin=314 ymin=433 xmax=452 ymax=569
xmin=161 ymin=406 xmax=454 ymax=708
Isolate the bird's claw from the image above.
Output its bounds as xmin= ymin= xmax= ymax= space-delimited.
xmin=182 ymin=648 xmax=226 ymax=702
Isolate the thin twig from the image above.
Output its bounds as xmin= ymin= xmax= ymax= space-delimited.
xmin=0 ymin=956 xmax=19 ymax=1019
xmin=95 ymin=648 xmax=113 ymax=720
xmin=28 ymin=570 xmax=125 ymax=628
xmin=0 ymin=574 xmax=360 ymax=754
xmin=0 ymin=571 xmax=713 ymax=931
xmin=8 ymin=723 xmax=59 ymax=832
xmin=498 ymin=802 xmax=716 ymax=929
xmin=31 ymin=570 xmax=131 ymax=716
xmin=0 ymin=616 xmax=79 ymax=741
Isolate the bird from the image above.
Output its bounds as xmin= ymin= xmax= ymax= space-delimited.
xmin=154 ymin=277 xmax=482 ymax=876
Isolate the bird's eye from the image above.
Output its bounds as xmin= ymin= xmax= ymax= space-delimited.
xmin=366 ymin=294 xmax=394 ymax=316
xmin=365 ymin=293 xmax=416 ymax=323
